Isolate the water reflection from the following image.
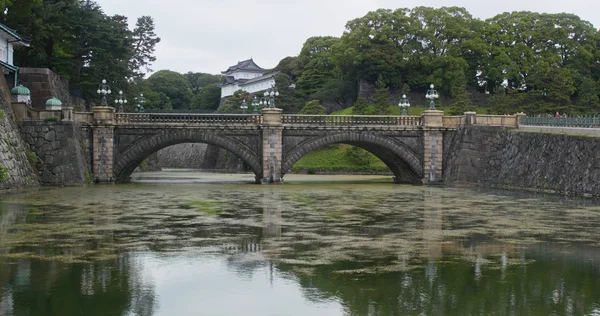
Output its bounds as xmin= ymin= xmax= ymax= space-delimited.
xmin=0 ymin=178 xmax=600 ymax=315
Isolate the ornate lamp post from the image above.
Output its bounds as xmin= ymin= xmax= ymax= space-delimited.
xmin=398 ymin=94 xmax=410 ymax=116
xmin=252 ymin=96 xmax=260 ymax=113
xmin=115 ymin=90 xmax=127 ymax=112
xmin=260 ymin=86 xmax=279 ymax=108
xmin=240 ymin=99 xmax=248 ymax=114
xmin=96 ymin=79 xmax=111 ymax=106
xmin=137 ymin=93 xmax=145 ymax=113
xmin=426 ymin=84 xmax=439 ymax=110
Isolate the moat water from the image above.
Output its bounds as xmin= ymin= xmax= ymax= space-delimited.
xmin=1 ymin=172 xmax=600 ymax=315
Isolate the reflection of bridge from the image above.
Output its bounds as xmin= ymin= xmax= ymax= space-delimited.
xmin=11 ymin=104 xmax=523 ymax=183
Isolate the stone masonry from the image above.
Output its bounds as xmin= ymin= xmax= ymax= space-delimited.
xmin=19 ymin=121 xmax=92 ymax=185
xmin=444 ymin=125 xmax=600 ymax=196
xmin=0 ymin=77 xmax=38 ymax=191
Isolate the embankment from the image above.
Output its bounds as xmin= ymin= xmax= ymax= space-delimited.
xmin=444 ymin=126 xmax=600 ymax=196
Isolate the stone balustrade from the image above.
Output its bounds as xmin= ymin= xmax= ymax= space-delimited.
xmin=113 ymin=113 xmax=263 ymax=125
xmin=282 ymin=114 xmax=423 ymax=127
xmin=10 ymin=102 xmax=524 ymax=130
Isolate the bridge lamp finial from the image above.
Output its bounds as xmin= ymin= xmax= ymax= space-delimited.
xmin=399 ymin=94 xmax=410 ymax=116
xmin=240 ymin=99 xmax=248 ymax=114
xmin=426 ymin=84 xmax=439 ymax=111
xmin=97 ymin=79 xmax=112 ymax=106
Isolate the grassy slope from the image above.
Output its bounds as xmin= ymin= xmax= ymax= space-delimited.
xmin=292 ymin=106 xmax=429 ymax=173
xmin=290 ymin=144 xmax=389 ymax=173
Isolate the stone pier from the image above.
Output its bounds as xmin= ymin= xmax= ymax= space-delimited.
xmin=260 ymin=108 xmax=283 ymax=183
xmin=92 ymin=106 xmax=115 ymax=183
xmin=422 ymin=110 xmax=444 ymax=182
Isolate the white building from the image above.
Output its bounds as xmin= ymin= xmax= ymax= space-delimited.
xmin=0 ymin=22 xmax=30 ymax=87
xmin=219 ymin=58 xmax=279 ymax=98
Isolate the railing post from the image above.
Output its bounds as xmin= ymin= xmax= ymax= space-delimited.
xmin=92 ymin=106 xmax=116 ymax=183
xmin=516 ymin=112 xmax=527 ymax=128
xmin=464 ymin=111 xmax=476 ymax=126
xmin=61 ymin=107 xmax=73 ymax=122
xmin=261 ymin=108 xmax=283 ymax=184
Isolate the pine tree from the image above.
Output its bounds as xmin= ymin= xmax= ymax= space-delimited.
xmin=372 ymin=75 xmax=391 ymax=114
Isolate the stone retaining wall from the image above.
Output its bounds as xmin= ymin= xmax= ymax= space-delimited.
xmin=444 ymin=126 xmax=600 ymax=196
xmin=156 ymin=143 xmax=248 ymax=171
xmin=19 ymin=121 xmax=92 ymax=185
xmin=19 ymin=68 xmax=87 ymax=111
xmin=0 ymin=77 xmax=38 ymax=191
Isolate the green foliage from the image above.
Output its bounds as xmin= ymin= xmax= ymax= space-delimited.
xmin=44 ymin=117 xmax=59 ymax=122
xmin=130 ymin=16 xmax=161 ymax=74
xmin=0 ymin=109 xmax=5 ymax=120
xmin=192 ymin=84 xmax=221 ymax=111
xmin=0 ymin=164 xmax=8 ymax=183
xmin=290 ymin=144 xmax=388 ymax=173
xmin=265 ymin=7 xmax=600 ymax=115
xmin=297 ymin=36 xmax=340 ymax=95
xmin=352 ymin=97 xmax=369 ymax=115
xmin=225 ymin=90 xmax=250 ymax=110
xmin=5 ymin=0 xmax=160 ymax=102
xmin=85 ymin=171 xmax=93 ymax=184
xmin=346 ymin=146 xmax=372 ymax=165
xmin=26 ymin=148 xmax=38 ymax=166
xmin=372 ymin=75 xmax=391 ymax=114
xmin=146 ymin=70 xmax=193 ymax=110
xmin=299 ymin=100 xmax=326 ymax=115
xmin=273 ymin=73 xmax=306 ymax=112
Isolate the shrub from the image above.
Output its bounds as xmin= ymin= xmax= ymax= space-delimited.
xmin=44 ymin=117 xmax=59 ymax=122
xmin=0 ymin=164 xmax=8 ymax=183
xmin=26 ymin=148 xmax=39 ymax=166
xmin=0 ymin=109 xmax=5 ymax=120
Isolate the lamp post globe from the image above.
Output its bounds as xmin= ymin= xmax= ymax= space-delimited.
xmin=115 ymin=90 xmax=127 ymax=113
xmin=399 ymin=94 xmax=410 ymax=116
xmin=240 ymin=99 xmax=248 ymax=114
xmin=259 ymin=86 xmax=279 ymax=109
xmin=97 ymin=79 xmax=112 ymax=106
xmin=136 ymin=93 xmax=145 ymax=113
xmin=252 ymin=96 xmax=260 ymax=113
xmin=426 ymin=84 xmax=439 ymax=111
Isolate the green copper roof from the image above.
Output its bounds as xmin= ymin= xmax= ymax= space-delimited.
xmin=46 ymin=97 xmax=62 ymax=106
xmin=10 ymin=84 xmax=30 ymax=95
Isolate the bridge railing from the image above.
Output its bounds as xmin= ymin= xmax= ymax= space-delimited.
xmin=282 ymin=115 xmax=422 ymax=126
xmin=114 ymin=113 xmax=263 ymax=125
xmin=520 ymin=115 xmax=600 ymax=128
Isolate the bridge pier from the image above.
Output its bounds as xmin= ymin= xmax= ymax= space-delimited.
xmin=261 ymin=108 xmax=283 ymax=183
xmin=92 ymin=106 xmax=116 ymax=183
xmin=422 ymin=110 xmax=444 ymax=183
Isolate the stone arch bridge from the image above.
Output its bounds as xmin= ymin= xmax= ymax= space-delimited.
xmin=11 ymin=104 xmax=522 ymax=184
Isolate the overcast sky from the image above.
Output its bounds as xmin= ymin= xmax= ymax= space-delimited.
xmin=96 ymin=0 xmax=600 ymax=76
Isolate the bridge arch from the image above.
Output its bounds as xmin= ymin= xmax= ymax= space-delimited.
xmin=282 ymin=132 xmax=423 ymax=183
xmin=113 ymin=130 xmax=263 ymax=182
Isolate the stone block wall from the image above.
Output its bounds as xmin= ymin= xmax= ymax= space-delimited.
xmin=19 ymin=121 xmax=92 ymax=185
xmin=444 ymin=125 xmax=600 ymax=196
xmin=18 ymin=68 xmax=87 ymax=111
xmin=0 ymin=76 xmax=38 ymax=191
xmin=155 ymin=143 xmax=247 ymax=171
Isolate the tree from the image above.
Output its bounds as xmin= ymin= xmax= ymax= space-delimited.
xmin=225 ymin=89 xmax=250 ymax=110
xmin=352 ymin=97 xmax=376 ymax=115
xmin=192 ymin=84 xmax=221 ymax=111
xmin=299 ymin=100 xmax=326 ymax=114
xmin=185 ymin=72 xmax=222 ymax=93
xmin=372 ymin=75 xmax=390 ymax=114
xmin=5 ymin=0 xmax=160 ymax=103
xmin=146 ymin=70 xmax=193 ymax=110
xmin=130 ymin=16 xmax=161 ymax=76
